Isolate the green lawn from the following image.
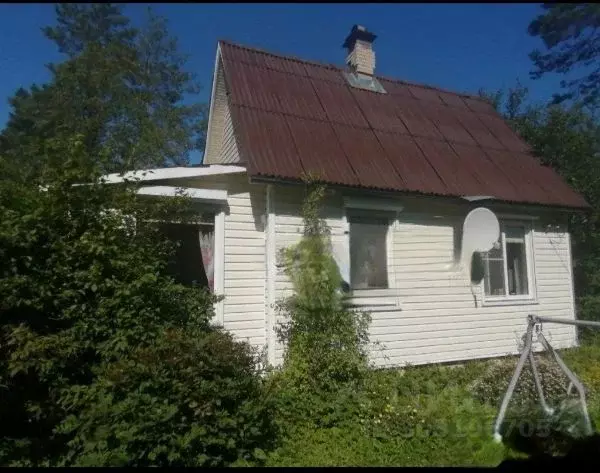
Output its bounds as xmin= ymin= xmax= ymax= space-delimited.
xmin=263 ymin=339 xmax=600 ymax=467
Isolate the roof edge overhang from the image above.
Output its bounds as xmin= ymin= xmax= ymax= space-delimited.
xmin=249 ymin=174 xmax=590 ymax=214
xmin=101 ymin=164 xmax=247 ymax=184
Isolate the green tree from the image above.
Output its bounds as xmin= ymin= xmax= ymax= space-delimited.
xmin=0 ymin=3 xmax=206 ymax=180
xmin=0 ymin=136 xmax=274 ymax=466
xmin=528 ymin=4 xmax=600 ymax=108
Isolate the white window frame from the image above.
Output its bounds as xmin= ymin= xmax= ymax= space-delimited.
xmin=342 ymin=197 xmax=402 ymax=310
xmin=481 ymin=217 xmax=538 ymax=307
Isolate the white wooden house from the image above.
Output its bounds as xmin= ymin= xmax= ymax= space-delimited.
xmin=112 ymin=26 xmax=588 ymax=368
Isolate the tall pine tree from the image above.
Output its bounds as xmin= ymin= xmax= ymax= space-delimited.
xmin=0 ymin=4 xmax=206 ymax=180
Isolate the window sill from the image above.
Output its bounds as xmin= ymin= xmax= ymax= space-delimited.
xmin=347 ymin=303 xmax=401 ymax=313
xmin=481 ymin=297 xmax=539 ymax=308
xmin=346 ymin=289 xmax=401 ymax=312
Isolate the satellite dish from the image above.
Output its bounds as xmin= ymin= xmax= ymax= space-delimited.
xmin=460 ymin=207 xmax=500 ymax=283
xmin=462 ymin=208 xmax=500 ymax=252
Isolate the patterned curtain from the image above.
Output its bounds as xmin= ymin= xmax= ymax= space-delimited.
xmin=199 ymin=229 xmax=215 ymax=292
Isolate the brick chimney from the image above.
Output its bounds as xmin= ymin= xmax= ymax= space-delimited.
xmin=343 ymin=25 xmax=377 ymax=76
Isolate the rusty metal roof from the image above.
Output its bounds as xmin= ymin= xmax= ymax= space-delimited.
xmin=219 ymin=40 xmax=589 ymax=209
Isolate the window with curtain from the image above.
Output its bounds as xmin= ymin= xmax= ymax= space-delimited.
xmin=159 ymin=219 xmax=215 ymax=291
xmin=348 ymin=212 xmax=390 ymax=290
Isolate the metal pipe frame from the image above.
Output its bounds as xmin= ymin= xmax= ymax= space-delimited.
xmin=529 ymin=350 xmax=553 ymax=415
xmin=534 ymin=316 xmax=600 ymax=329
xmin=492 ymin=318 xmax=535 ymax=443
xmin=538 ymin=332 xmax=593 ymax=436
xmin=493 ymin=314 xmax=599 ymax=442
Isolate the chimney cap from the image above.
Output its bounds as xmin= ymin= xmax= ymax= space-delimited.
xmin=342 ymin=24 xmax=377 ymax=49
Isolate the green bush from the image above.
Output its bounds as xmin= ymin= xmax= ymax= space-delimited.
xmin=470 ymin=354 xmax=570 ymax=408
xmin=57 ymin=329 xmax=276 ymax=466
xmin=266 ymin=366 xmax=509 ymax=467
xmin=0 ymin=138 xmax=274 ymax=466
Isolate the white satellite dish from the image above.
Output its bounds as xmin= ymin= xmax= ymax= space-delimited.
xmin=462 ymin=208 xmax=500 ymax=253
xmin=459 ymin=207 xmax=500 ymax=282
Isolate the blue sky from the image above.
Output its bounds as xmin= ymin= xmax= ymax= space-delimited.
xmin=0 ymin=3 xmax=565 ymax=161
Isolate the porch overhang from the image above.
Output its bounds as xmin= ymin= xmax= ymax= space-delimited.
xmin=137 ymin=186 xmax=228 ymax=204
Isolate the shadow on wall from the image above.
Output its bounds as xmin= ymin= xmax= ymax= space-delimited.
xmin=249 ymin=187 xmax=266 ymax=233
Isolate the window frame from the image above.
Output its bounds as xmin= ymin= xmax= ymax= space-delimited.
xmin=480 ymin=218 xmax=538 ymax=307
xmin=341 ymin=197 xmax=402 ymax=308
xmin=347 ymin=212 xmax=392 ymax=291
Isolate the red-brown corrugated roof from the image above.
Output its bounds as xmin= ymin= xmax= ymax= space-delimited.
xmin=219 ymin=40 xmax=589 ymax=209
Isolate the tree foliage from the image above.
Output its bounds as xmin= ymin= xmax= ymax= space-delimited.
xmin=528 ymin=4 xmax=600 ymax=108
xmin=0 ymin=136 xmax=274 ymax=466
xmin=0 ymin=5 xmax=274 ymax=466
xmin=0 ymin=3 xmax=206 ymax=180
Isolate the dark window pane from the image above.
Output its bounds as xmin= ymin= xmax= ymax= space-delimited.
xmin=482 ymin=237 xmax=505 ymax=297
xmin=506 ymin=241 xmax=528 ymax=295
xmin=483 ymin=259 xmax=505 ymax=296
xmin=486 ymin=238 xmax=503 ymax=260
xmin=505 ymin=225 xmax=525 ymax=241
xmin=159 ymin=223 xmax=213 ymax=289
xmin=349 ymin=216 xmax=388 ymax=289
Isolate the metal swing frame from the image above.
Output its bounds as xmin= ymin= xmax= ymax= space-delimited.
xmin=492 ymin=314 xmax=600 ymax=443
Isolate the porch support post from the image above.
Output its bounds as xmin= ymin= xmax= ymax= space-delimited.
xmin=213 ymin=209 xmax=225 ymax=326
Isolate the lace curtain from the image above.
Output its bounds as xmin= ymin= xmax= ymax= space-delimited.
xmin=199 ymin=229 xmax=215 ymax=292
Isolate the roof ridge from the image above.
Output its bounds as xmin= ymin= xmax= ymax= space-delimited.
xmin=218 ymin=39 xmax=490 ymax=104
xmin=218 ymin=39 xmax=340 ymax=71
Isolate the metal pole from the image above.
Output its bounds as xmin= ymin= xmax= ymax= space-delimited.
xmin=538 ymin=332 xmax=593 ymax=436
xmin=492 ymin=317 xmax=536 ymax=443
xmin=529 ymin=351 xmax=553 ymax=415
xmin=534 ymin=316 xmax=600 ymax=329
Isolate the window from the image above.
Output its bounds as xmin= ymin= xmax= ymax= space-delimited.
xmin=158 ymin=214 xmax=215 ymax=291
xmin=481 ymin=221 xmax=534 ymax=300
xmin=348 ymin=212 xmax=390 ymax=289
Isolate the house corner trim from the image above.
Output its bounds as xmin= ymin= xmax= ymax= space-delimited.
xmin=265 ymin=184 xmax=276 ymax=366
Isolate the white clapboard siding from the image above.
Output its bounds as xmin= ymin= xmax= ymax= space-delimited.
xmin=376 ymin=213 xmax=577 ymax=367
xmin=272 ymin=189 xmax=577 ymax=368
xmin=221 ymin=177 xmax=265 ymax=347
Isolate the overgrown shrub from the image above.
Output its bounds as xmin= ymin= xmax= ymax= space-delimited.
xmin=0 ymin=137 xmax=273 ymax=466
xmin=266 ymin=364 xmax=508 ymax=467
xmin=470 ymin=354 xmax=570 ymax=408
xmin=57 ymin=329 xmax=276 ymax=466
xmin=272 ymin=180 xmax=371 ymax=429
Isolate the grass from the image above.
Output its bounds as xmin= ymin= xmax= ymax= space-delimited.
xmin=265 ymin=338 xmax=600 ymax=467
